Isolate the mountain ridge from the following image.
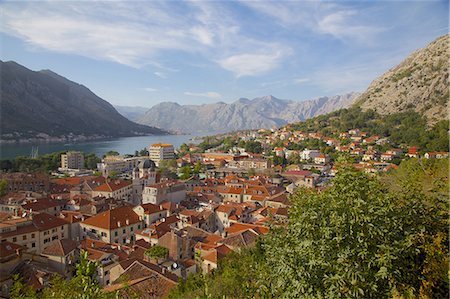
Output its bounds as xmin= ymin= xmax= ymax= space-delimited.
xmin=355 ymin=34 xmax=448 ymax=124
xmin=137 ymin=92 xmax=359 ymax=134
xmin=0 ymin=60 xmax=168 ymax=141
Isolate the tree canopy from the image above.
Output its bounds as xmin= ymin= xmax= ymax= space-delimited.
xmin=169 ymin=159 xmax=449 ymax=298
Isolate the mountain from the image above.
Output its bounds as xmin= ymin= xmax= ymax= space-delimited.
xmin=355 ymin=34 xmax=448 ymax=124
xmin=137 ymin=93 xmax=359 ymax=134
xmin=0 ymin=61 xmax=167 ymax=140
xmin=114 ymin=105 xmax=149 ymax=121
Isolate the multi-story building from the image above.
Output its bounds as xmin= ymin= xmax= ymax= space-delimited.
xmin=149 ymin=144 xmax=175 ymax=166
xmin=142 ymin=180 xmax=186 ymax=205
xmin=80 ymin=206 xmax=143 ymax=245
xmin=0 ymin=172 xmax=49 ymax=192
xmin=92 ymin=180 xmax=133 ymax=202
xmin=0 ymin=213 xmax=70 ymax=254
xmin=61 ymin=151 xmax=85 ymax=170
xmin=97 ymin=156 xmax=149 ymax=177
xmin=132 ymin=159 xmax=158 ymax=205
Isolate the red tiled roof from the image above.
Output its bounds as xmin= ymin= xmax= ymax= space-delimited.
xmin=216 ymin=205 xmax=235 ymax=214
xmin=42 ymin=239 xmax=78 ymax=256
xmin=225 ymin=223 xmax=269 ymax=235
xmin=81 ymin=206 xmax=141 ymax=230
xmin=0 ymin=241 xmax=24 ymax=258
xmin=94 ymin=180 xmax=132 ymax=192
xmin=32 ymin=213 xmax=69 ymax=231
xmin=22 ymin=198 xmax=66 ymax=211
xmin=141 ymin=203 xmax=165 ymax=215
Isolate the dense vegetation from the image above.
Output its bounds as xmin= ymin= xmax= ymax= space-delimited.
xmin=0 ymin=152 xmax=101 ymax=173
xmin=169 ymin=158 xmax=449 ymax=298
xmin=289 ymin=107 xmax=448 ymax=152
xmin=10 ymin=250 xmax=125 ymax=299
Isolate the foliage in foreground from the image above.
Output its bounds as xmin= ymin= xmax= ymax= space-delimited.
xmin=9 ymin=250 xmax=128 ymax=299
xmin=170 ymin=159 xmax=449 ymax=298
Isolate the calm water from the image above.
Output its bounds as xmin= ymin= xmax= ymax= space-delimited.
xmin=0 ymin=135 xmax=198 ymax=159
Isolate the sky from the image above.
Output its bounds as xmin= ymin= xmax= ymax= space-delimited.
xmin=0 ymin=0 xmax=448 ymax=108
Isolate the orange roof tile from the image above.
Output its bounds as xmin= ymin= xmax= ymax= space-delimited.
xmin=81 ymin=206 xmax=141 ymax=230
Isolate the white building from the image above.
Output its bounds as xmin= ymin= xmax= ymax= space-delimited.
xmin=149 ymin=144 xmax=175 ymax=166
xmin=142 ymin=180 xmax=186 ymax=205
xmin=132 ymin=159 xmax=157 ymax=205
xmin=300 ymin=149 xmax=321 ymax=161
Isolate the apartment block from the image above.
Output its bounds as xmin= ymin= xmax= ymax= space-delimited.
xmin=61 ymin=151 xmax=84 ymax=170
xmin=149 ymin=143 xmax=175 ymax=166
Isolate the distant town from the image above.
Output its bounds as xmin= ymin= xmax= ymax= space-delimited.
xmin=0 ymin=123 xmax=448 ymax=297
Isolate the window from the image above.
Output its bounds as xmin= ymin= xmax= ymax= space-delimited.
xmin=101 ymin=232 xmax=107 ymax=237
xmin=23 ymin=235 xmax=27 ymax=240
xmin=130 ymin=227 xmax=133 ymax=232
xmin=114 ymin=231 xmax=118 ymax=237
xmin=122 ymin=229 xmax=126 ymax=234
xmin=31 ymin=243 xmax=36 ymax=248
xmin=104 ymin=270 xmax=109 ymax=275
xmin=61 ymin=226 xmax=64 ymax=230
xmin=31 ymin=233 xmax=35 ymax=238
xmin=138 ymin=225 xmax=141 ymax=229
xmin=122 ymin=238 xmax=126 ymax=243
xmin=12 ymin=237 xmax=16 ymax=242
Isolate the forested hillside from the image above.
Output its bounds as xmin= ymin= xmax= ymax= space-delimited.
xmin=287 ymin=107 xmax=448 ymax=152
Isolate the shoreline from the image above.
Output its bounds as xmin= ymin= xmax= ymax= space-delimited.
xmin=0 ymin=133 xmax=179 ymax=145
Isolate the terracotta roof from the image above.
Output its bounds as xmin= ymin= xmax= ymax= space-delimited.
xmin=32 ymin=213 xmax=69 ymax=231
xmin=0 ymin=241 xmax=24 ymax=258
xmin=220 ymin=229 xmax=259 ymax=248
xmin=42 ymin=239 xmax=78 ymax=256
xmin=81 ymin=206 xmax=141 ymax=230
xmin=94 ymin=180 xmax=132 ymax=192
xmin=141 ymin=203 xmax=165 ymax=215
xmin=51 ymin=176 xmax=106 ymax=186
xmin=22 ymin=198 xmax=66 ymax=211
xmin=216 ymin=205 xmax=235 ymax=214
xmin=225 ymin=223 xmax=269 ymax=235
xmin=202 ymin=244 xmax=232 ymax=263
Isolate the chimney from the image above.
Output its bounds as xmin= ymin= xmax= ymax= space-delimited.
xmin=126 ymin=219 xmax=129 ymax=225
xmin=117 ymin=221 xmax=121 ymax=227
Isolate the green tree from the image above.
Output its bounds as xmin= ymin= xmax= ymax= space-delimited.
xmin=263 ymin=164 xmax=448 ymax=298
xmin=179 ymin=166 xmax=192 ymax=180
xmin=145 ymin=246 xmax=169 ymax=260
xmin=9 ymin=274 xmax=37 ymax=298
xmin=84 ymin=153 xmax=100 ymax=170
xmin=103 ymin=151 xmax=119 ymax=157
xmin=0 ymin=179 xmax=8 ymax=196
xmin=108 ymin=170 xmax=119 ymax=179
xmin=245 ymin=141 xmax=263 ymax=154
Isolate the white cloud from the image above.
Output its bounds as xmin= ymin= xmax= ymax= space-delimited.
xmin=154 ymin=72 xmax=167 ymax=79
xmin=294 ymin=78 xmax=310 ymax=84
xmin=184 ymin=91 xmax=222 ymax=99
xmin=0 ymin=1 xmax=296 ymax=77
xmin=317 ymin=10 xmax=384 ymax=43
xmin=190 ymin=26 xmax=215 ymax=46
xmin=241 ymin=1 xmax=383 ymax=44
xmin=217 ymin=50 xmax=286 ymax=77
xmin=143 ymin=87 xmax=157 ymax=92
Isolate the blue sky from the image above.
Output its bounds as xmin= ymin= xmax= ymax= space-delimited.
xmin=0 ymin=1 xmax=448 ymax=107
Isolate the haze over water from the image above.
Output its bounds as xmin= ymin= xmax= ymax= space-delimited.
xmin=0 ymin=135 xmax=195 ymax=160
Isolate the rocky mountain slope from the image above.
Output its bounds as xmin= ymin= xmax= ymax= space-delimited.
xmin=0 ymin=61 xmax=167 ymax=140
xmin=355 ymin=34 xmax=448 ymax=124
xmin=138 ymin=93 xmax=358 ymax=134
xmin=114 ymin=105 xmax=149 ymax=121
